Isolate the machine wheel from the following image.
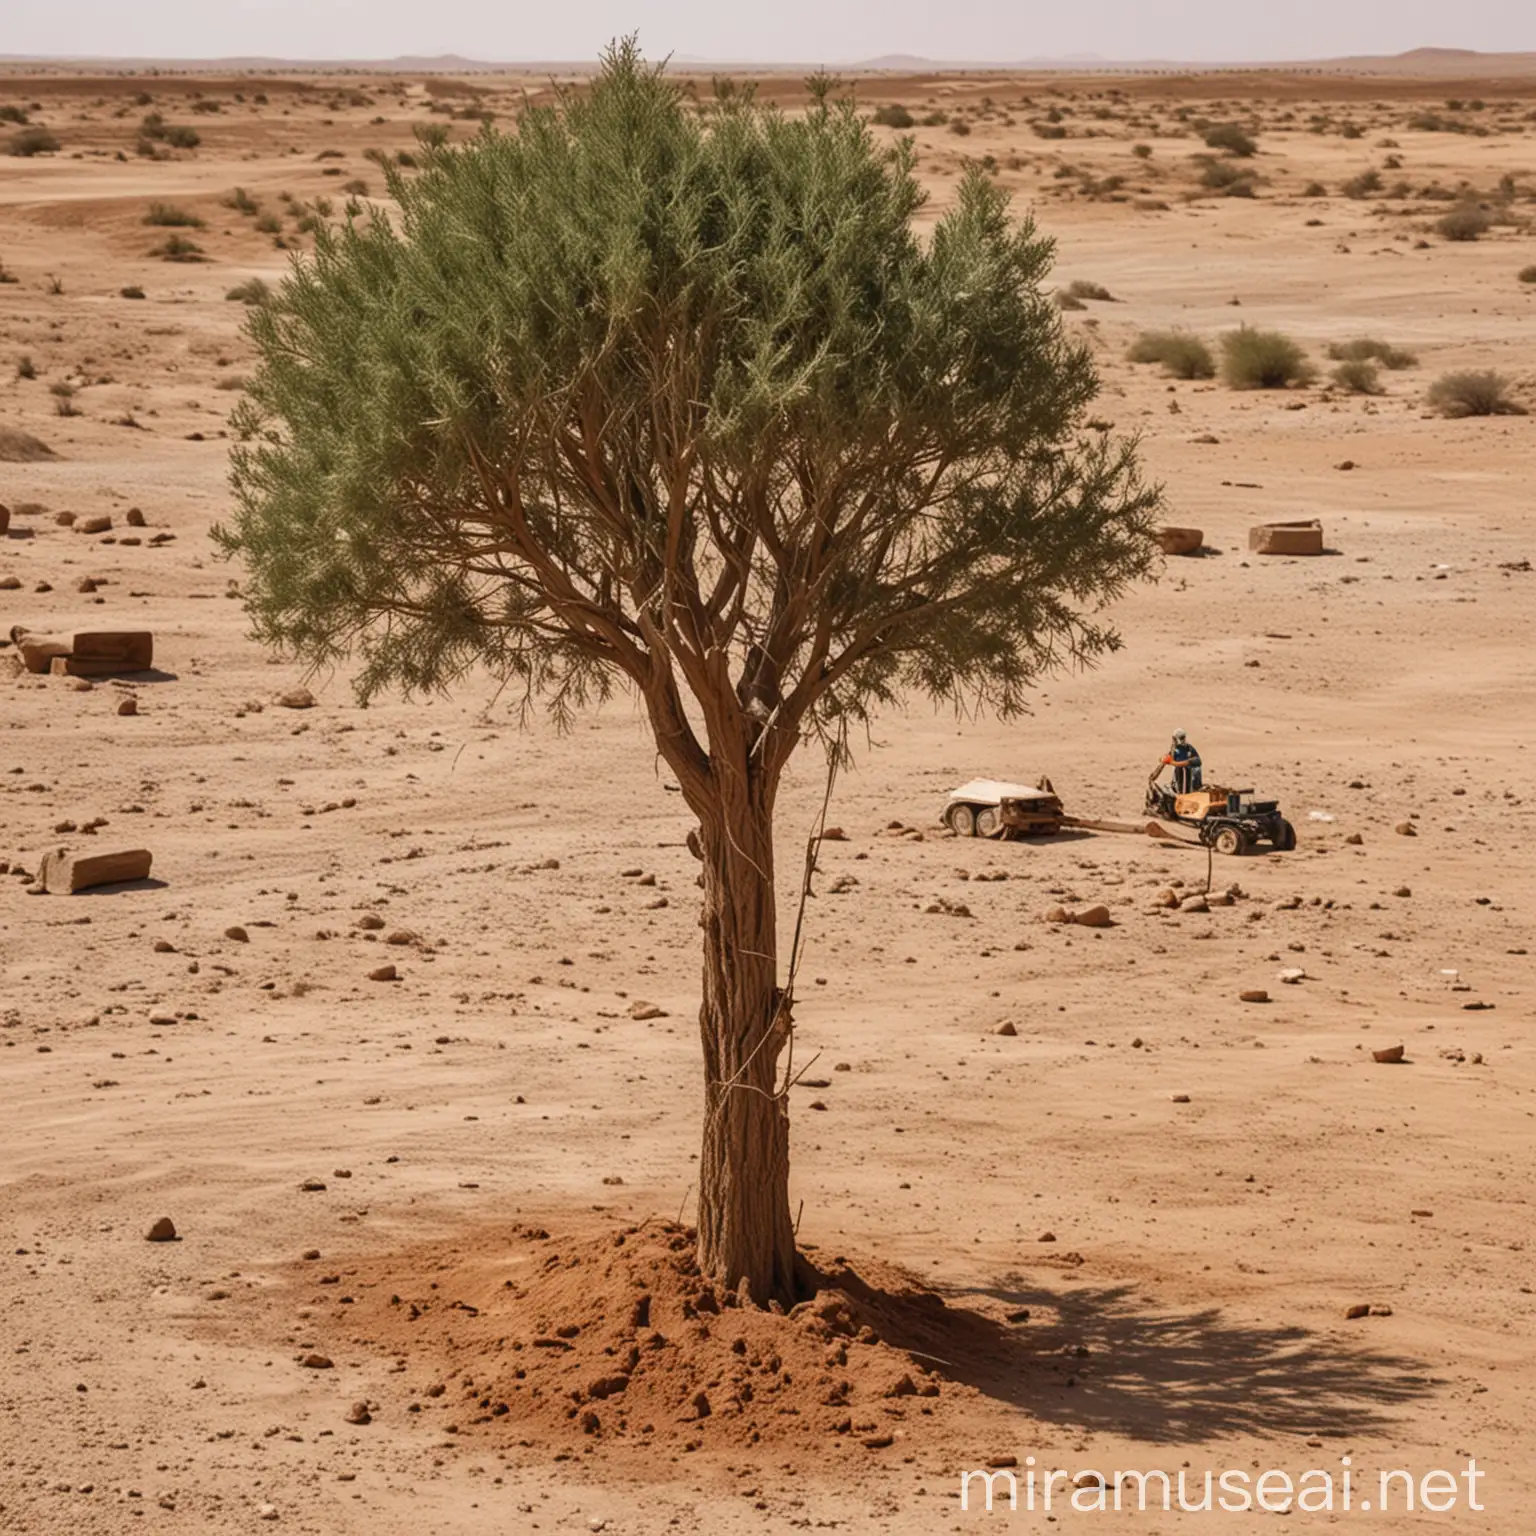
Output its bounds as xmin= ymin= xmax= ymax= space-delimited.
xmin=1213 ymin=824 xmax=1248 ymax=857
xmin=1272 ymin=818 xmax=1297 ymax=852
xmin=974 ymin=805 xmax=1003 ymax=839
xmin=946 ymin=803 xmax=978 ymax=837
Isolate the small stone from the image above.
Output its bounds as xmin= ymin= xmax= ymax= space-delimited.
xmin=257 ymin=1504 xmax=279 ymax=1520
xmin=77 ymin=515 xmax=113 ymax=535
xmin=1153 ymin=887 xmax=1179 ymax=908
xmin=1372 ymin=1044 xmax=1406 ymax=1064
xmin=368 ymin=963 xmax=398 ymax=982
xmin=1239 ymin=989 xmax=1269 ymax=1003
xmin=1393 ymin=886 xmax=1411 ymax=898
xmin=1394 ymin=821 xmax=1417 ymax=837
xmin=1278 ymin=967 xmax=1306 ymax=985
xmin=145 ymin=1216 xmax=177 ymax=1243
xmin=299 ymin=1178 xmax=327 ymax=1192
xmin=117 ymin=695 xmax=138 ymax=716
xmin=1344 ymin=1304 xmax=1370 ymax=1320
xmin=224 ymin=925 xmax=249 ymax=943
xmin=126 ymin=508 xmax=147 ymax=527
xmin=1181 ymin=894 xmax=1208 ymax=913
xmin=1073 ymin=904 xmax=1112 ymax=928
xmin=1170 ymin=1093 xmax=1191 ymax=1104
xmin=1037 ymin=1231 xmax=1056 ymax=1243
xmin=1043 ymin=905 xmax=1070 ymax=924
xmin=995 ymin=1021 xmax=1017 ymax=1037
xmin=299 ymin=1352 xmax=333 ymax=1369
xmin=344 ymin=1401 xmax=371 ymax=1425
xmin=277 ymin=688 xmax=316 ymax=709
xmin=355 ymin=913 xmax=385 ymax=931
xmin=1345 ymin=832 xmax=1363 ymax=845
xmin=628 ymin=1000 xmax=667 ymax=1020
xmin=1369 ymin=1304 xmax=1394 ymax=1317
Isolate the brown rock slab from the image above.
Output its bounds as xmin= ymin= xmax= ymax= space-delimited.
xmin=76 ymin=515 xmax=113 ymax=535
xmin=39 ymin=847 xmax=152 ymax=894
xmin=368 ymin=963 xmax=399 ymax=982
xmin=145 ymin=1216 xmax=177 ymax=1242
xmin=1073 ymin=904 xmax=1113 ymax=928
xmin=1372 ymin=1044 xmax=1406 ymax=1064
xmin=344 ymin=1401 xmax=372 ymax=1425
xmin=1157 ymin=525 xmax=1204 ymax=556
xmin=1239 ymin=989 xmax=1270 ymax=1003
xmin=1249 ymin=519 xmax=1324 ymax=556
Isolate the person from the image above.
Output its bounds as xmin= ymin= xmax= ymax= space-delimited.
xmin=1162 ymin=730 xmax=1202 ymax=793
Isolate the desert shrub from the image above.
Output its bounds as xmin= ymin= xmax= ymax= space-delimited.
xmin=1063 ymin=279 xmax=1114 ymax=302
xmin=1435 ymin=202 xmax=1490 ymax=241
xmin=1126 ymin=329 xmax=1215 ymax=379
xmin=190 ymin=97 xmax=222 ymax=114
xmin=164 ymin=124 xmax=200 ymax=150
xmin=1303 ymin=181 xmax=1328 ymax=197
xmin=1331 ymin=359 xmax=1382 ymax=394
xmin=254 ymin=212 xmax=282 ymax=234
xmin=948 ymin=119 xmax=971 ymax=137
xmin=1426 ymin=370 xmax=1525 ymax=417
xmin=341 ymin=178 xmax=369 ymax=196
xmin=1198 ymin=158 xmax=1256 ymax=196
xmin=394 ymin=149 xmax=417 ymax=168
xmin=1220 ymin=327 xmax=1314 ymax=389
xmin=119 ymin=284 xmax=145 ymax=299
xmin=144 ymin=202 xmax=204 ymax=228
xmin=45 ymin=273 xmax=63 ymax=295
xmin=1054 ymin=290 xmax=1085 ymax=310
xmin=1203 ymin=122 xmax=1256 ymax=157
xmin=1326 ymin=337 xmax=1417 ymax=369
xmin=50 ymin=381 xmax=80 ymax=417
xmin=1341 ymin=168 xmax=1382 ymax=199
xmin=1340 ymin=121 xmax=1363 ymax=139
xmin=224 ymin=186 xmax=260 ymax=214
xmin=0 ymin=104 xmax=28 ymax=124
xmin=871 ymin=104 xmax=914 ymax=129
xmin=1132 ymin=142 xmax=1152 ymax=158
xmin=225 ymin=277 xmax=271 ymax=304
xmin=1520 ymin=264 xmax=1536 ymax=283
xmin=16 ymin=353 xmax=36 ymax=379
xmin=0 ymin=257 xmax=15 ymax=284
xmin=8 ymin=126 xmax=60 ymax=156
xmin=151 ymin=233 xmax=205 ymax=262
xmin=1032 ymin=122 xmax=1067 ymax=139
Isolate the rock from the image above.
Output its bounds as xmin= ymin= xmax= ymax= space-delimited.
xmin=1249 ymin=519 xmax=1324 ymax=556
xmin=1043 ymin=905 xmax=1070 ymax=924
xmin=38 ymin=847 xmax=152 ymax=894
xmin=1394 ymin=821 xmax=1417 ymax=837
xmin=1239 ymin=989 xmax=1269 ymax=1003
xmin=1152 ymin=887 xmax=1180 ymax=908
xmin=1037 ymin=1231 xmax=1056 ymax=1243
xmin=628 ymin=1001 xmax=667 ymax=1020
xmin=257 ymin=1506 xmax=278 ymax=1522
xmin=277 ymin=688 xmax=316 ymax=709
xmin=344 ymin=1401 xmax=371 ymax=1425
xmin=1336 ymin=459 xmax=1356 ymax=471
xmin=76 ymin=515 xmax=113 ymax=535
xmin=299 ymin=1178 xmax=327 ymax=1192
xmin=145 ymin=1216 xmax=177 ymax=1242
xmin=1372 ymin=1044 xmax=1406 ymax=1064
xmin=368 ymin=963 xmax=398 ymax=982
xmin=117 ymin=695 xmax=138 ymax=716
xmin=1345 ymin=832 xmax=1363 ymax=845
xmin=223 ymin=925 xmax=249 ymax=943
xmin=355 ymin=913 xmax=385 ymax=931
xmin=1394 ymin=886 xmax=1411 ymax=898
xmin=1370 ymin=1304 xmax=1394 ymax=1317
xmin=1180 ymin=894 xmax=1208 ymax=913
xmin=299 ymin=1353 xmax=333 ymax=1369
xmin=1157 ymin=525 xmax=1204 ymax=557
xmin=1344 ymin=1303 xmax=1370 ymax=1320
xmin=126 ymin=507 xmax=146 ymax=527
xmin=820 ymin=826 xmax=848 ymax=841
xmin=1278 ymin=967 xmax=1306 ymax=985
xmin=1073 ymin=904 xmax=1112 ymax=928
xmin=54 ymin=510 xmax=77 ymax=526
xmin=0 ymin=504 xmax=7 ymax=535
xmin=1170 ymin=1093 xmax=1191 ymax=1103
xmin=995 ymin=1021 xmax=1017 ymax=1037
xmin=384 ymin=929 xmax=418 ymax=946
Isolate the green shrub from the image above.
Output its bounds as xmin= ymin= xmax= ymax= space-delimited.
xmin=1435 ymin=202 xmax=1490 ymax=241
xmin=51 ymin=381 xmax=80 ymax=416
xmin=1126 ymin=329 xmax=1215 ymax=379
xmin=8 ymin=126 xmax=60 ymax=156
xmin=224 ymin=186 xmax=260 ymax=215
xmin=0 ymin=105 xmax=29 ymax=125
xmin=1203 ymin=122 xmax=1256 ymax=157
xmin=144 ymin=202 xmax=204 ymax=228
xmin=254 ymin=212 xmax=281 ymax=234
xmin=1326 ymin=337 xmax=1417 ymax=369
xmin=16 ymin=353 xmax=36 ymax=379
xmin=1220 ymin=327 xmax=1314 ymax=389
xmin=151 ymin=233 xmax=205 ymax=262
xmin=1199 ymin=158 xmax=1257 ymax=196
xmin=1331 ymin=359 xmax=1382 ymax=394
xmin=1341 ymin=168 xmax=1383 ymax=199
xmin=1426 ymin=370 xmax=1524 ymax=417
xmin=225 ymin=277 xmax=271 ymax=304
xmin=871 ymin=104 xmax=914 ymax=129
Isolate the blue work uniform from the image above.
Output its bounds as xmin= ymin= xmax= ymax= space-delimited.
xmin=1170 ymin=741 xmax=1202 ymax=793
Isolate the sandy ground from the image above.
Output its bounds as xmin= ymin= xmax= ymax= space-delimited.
xmin=2 ymin=66 xmax=1535 ymax=1534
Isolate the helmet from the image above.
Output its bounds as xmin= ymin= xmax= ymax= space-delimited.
xmin=1172 ymin=729 xmax=1187 ymax=744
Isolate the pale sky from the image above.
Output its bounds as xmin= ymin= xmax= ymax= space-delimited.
xmin=2 ymin=0 xmax=1530 ymax=65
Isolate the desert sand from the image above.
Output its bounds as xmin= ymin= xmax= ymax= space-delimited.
xmin=2 ymin=64 xmax=1534 ymax=1533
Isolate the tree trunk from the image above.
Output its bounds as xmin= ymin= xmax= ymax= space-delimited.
xmin=694 ymin=788 xmax=799 ymax=1305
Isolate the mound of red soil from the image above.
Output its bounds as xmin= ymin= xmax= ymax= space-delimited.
xmin=295 ymin=1220 xmax=1027 ymax=1464
xmin=0 ymin=426 xmax=57 ymax=463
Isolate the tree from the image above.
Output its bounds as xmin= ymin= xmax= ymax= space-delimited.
xmin=219 ymin=42 xmax=1161 ymax=1305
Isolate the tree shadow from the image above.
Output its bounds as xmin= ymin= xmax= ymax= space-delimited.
xmin=818 ymin=1261 xmax=1441 ymax=1446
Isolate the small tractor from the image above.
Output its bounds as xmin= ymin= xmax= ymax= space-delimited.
xmin=1144 ymin=768 xmax=1296 ymax=855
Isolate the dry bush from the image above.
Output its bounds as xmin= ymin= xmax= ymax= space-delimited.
xmin=151 ymin=234 xmax=205 ymax=263
xmin=1341 ymin=168 xmax=1383 ymax=199
xmin=1202 ymin=122 xmax=1256 ymax=157
xmin=1426 ymin=370 xmax=1525 ymax=417
xmin=1436 ymin=203 xmax=1491 ymax=241
xmin=119 ymin=285 xmax=145 ymax=300
xmin=1127 ymin=330 xmax=1215 ymax=379
xmin=1063 ymin=279 xmax=1114 ymax=302
xmin=225 ymin=278 xmax=271 ymax=305
xmin=1198 ymin=158 xmax=1256 ymax=196
xmin=15 ymin=353 xmax=36 ymax=379
xmin=224 ymin=186 xmax=260 ymax=215
xmin=1220 ymin=327 xmax=1314 ymax=389
xmin=1331 ymin=359 xmax=1382 ymax=394
xmin=50 ymin=381 xmax=80 ymax=417
xmin=1303 ymin=180 xmax=1328 ymax=197
xmin=871 ymin=104 xmax=913 ymax=129
xmin=144 ymin=202 xmax=204 ymax=228
xmin=8 ymin=126 xmax=59 ymax=157
xmin=1326 ymin=337 xmax=1417 ymax=369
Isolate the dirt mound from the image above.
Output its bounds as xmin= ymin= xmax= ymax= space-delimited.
xmin=0 ymin=425 xmax=57 ymax=463
xmin=292 ymin=1220 xmax=1027 ymax=1467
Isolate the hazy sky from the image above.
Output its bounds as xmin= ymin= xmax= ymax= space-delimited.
xmin=3 ymin=0 xmax=1531 ymax=64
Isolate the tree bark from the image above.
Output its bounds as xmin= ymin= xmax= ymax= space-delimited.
xmin=694 ymin=785 xmax=799 ymax=1305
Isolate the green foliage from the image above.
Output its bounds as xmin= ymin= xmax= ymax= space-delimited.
xmin=140 ymin=113 xmax=199 ymax=150
xmin=221 ymin=40 xmax=1159 ymax=762
xmin=8 ymin=126 xmax=59 ymax=156
xmin=0 ymin=104 xmax=29 ymax=125
xmin=1126 ymin=330 xmax=1215 ymax=379
xmin=1220 ymin=327 xmax=1314 ymax=389
xmin=254 ymin=212 xmax=281 ymax=234
xmin=1202 ymin=122 xmax=1256 ymax=157
xmin=1330 ymin=359 xmax=1382 ymax=394
xmin=225 ymin=186 xmax=261 ymax=215
xmin=1341 ymin=168 xmax=1383 ymax=199
xmin=1198 ymin=158 xmax=1256 ymax=196
xmin=1326 ymin=337 xmax=1417 ymax=369
xmin=144 ymin=202 xmax=204 ymax=228
xmin=871 ymin=104 xmax=914 ymax=129
xmin=1435 ymin=202 xmax=1490 ymax=241
xmin=1426 ymin=370 xmax=1525 ymax=417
